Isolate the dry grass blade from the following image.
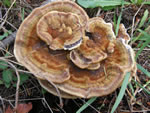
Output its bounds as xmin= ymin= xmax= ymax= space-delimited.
xmin=130 ymin=1 xmax=145 ymax=38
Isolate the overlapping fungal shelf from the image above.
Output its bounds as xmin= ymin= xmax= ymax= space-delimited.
xmin=14 ymin=0 xmax=136 ymax=98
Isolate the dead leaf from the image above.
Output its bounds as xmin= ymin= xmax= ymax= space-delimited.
xmin=147 ymin=102 xmax=150 ymax=106
xmin=5 ymin=103 xmax=32 ymax=113
xmin=5 ymin=106 xmax=13 ymax=113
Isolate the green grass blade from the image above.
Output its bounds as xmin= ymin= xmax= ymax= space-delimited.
xmin=137 ymin=64 xmax=150 ymax=77
xmin=115 ymin=0 xmax=124 ymax=36
xmin=137 ymin=27 xmax=150 ymax=40
xmin=130 ymin=23 xmax=150 ymax=44
xmin=21 ymin=8 xmax=25 ymax=21
xmin=136 ymin=27 xmax=150 ymax=42
xmin=138 ymin=80 xmax=150 ymax=93
xmin=128 ymin=82 xmax=135 ymax=97
xmin=135 ymin=29 xmax=150 ymax=59
xmin=110 ymin=72 xmax=130 ymax=113
xmin=101 ymin=6 xmax=117 ymax=11
xmin=144 ymin=1 xmax=150 ymax=5
xmin=113 ymin=13 xmax=117 ymax=30
xmin=76 ymin=97 xmax=97 ymax=113
xmin=132 ymin=79 xmax=150 ymax=95
xmin=77 ymin=0 xmax=130 ymax=8
xmin=135 ymin=37 xmax=150 ymax=59
xmin=136 ymin=41 xmax=143 ymax=48
xmin=138 ymin=9 xmax=149 ymax=28
xmin=137 ymin=0 xmax=144 ymax=4
xmin=130 ymin=0 xmax=135 ymax=4
xmin=137 ymin=29 xmax=150 ymax=37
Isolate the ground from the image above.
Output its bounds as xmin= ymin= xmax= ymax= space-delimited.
xmin=0 ymin=0 xmax=150 ymax=113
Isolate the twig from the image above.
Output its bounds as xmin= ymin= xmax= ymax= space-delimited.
xmin=0 ymin=0 xmax=17 ymax=29
xmin=138 ymin=80 xmax=150 ymax=93
xmin=124 ymin=93 xmax=132 ymax=112
xmin=133 ymin=48 xmax=150 ymax=51
xmin=42 ymin=98 xmax=53 ymax=113
xmin=121 ymin=109 xmax=150 ymax=112
xmin=56 ymin=103 xmax=66 ymax=113
xmin=2 ymin=97 xmax=44 ymax=102
xmin=5 ymin=86 xmax=40 ymax=99
xmin=130 ymin=2 xmax=145 ymax=38
xmin=8 ymin=62 xmax=20 ymax=112
xmin=0 ymin=96 xmax=5 ymax=113
xmin=0 ymin=31 xmax=17 ymax=48
xmin=0 ymin=18 xmax=18 ymax=30
xmin=96 ymin=8 xmax=101 ymax=17
xmin=0 ymin=7 xmax=2 ymax=19
xmin=0 ymin=47 xmax=14 ymax=56
xmin=45 ymin=78 xmax=63 ymax=107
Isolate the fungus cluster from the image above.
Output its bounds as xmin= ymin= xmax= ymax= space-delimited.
xmin=14 ymin=0 xmax=136 ymax=98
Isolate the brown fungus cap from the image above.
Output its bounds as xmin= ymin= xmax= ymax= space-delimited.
xmin=70 ymin=37 xmax=107 ymax=70
xmin=86 ymin=17 xmax=116 ymax=40
xmin=70 ymin=17 xmax=115 ymax=70
xmin=117 ymin=24 xmax=130 ymax=43
xmin=14 ymin=0 xmax=88 ymax=83
xmin=56 ymin=40 xmax=135 ymax=98
xmin=55 ymin=64 xmax=125 ymax=98
xmin=37 ymin=11 xmax=83 ymax=50
xmin=38 ymin=79 xmax=78 ymax=99
xmin=40 ymin=0 xmax=89 ymax=27
xmin=54 ymin=18 xmax=136 ymax=98
xmin=107 ymin=39 xmax=135 ymax=72
xmin=112 ymin=23 xmax=135 ymax=72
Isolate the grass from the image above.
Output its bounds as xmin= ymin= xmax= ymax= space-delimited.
xmin=76 ymin=97 xmax=97 ymax=113
xmin=115 ymin=0 xmax=124 ymax=36
xmin=132 ymin=79 xmax=150 ymax=95
xmin=137 ymin=63 xmax=150 ymax=77
xmin=110 ymin=72 xmax=131 ymax=113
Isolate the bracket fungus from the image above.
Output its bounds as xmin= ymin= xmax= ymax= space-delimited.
xmin=14 ymin=0 xmax=88 ymax=83
xmin=37 ymin=11 xmax=83 ymax=50
xmin=14 ymin=0 xmax=136 ymax=98
xmin=53 ymin=18 xmax=136 ymax=98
